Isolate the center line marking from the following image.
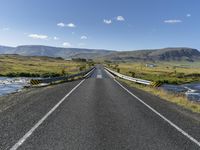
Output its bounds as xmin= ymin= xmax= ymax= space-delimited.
xmin=96 ymin=69 xmax=103 ymax=78
xmin=97 ymin=75 xmax=102 ymax=78
xmin=10 ymin=79 xmax=85 ymax=150
xmin=114 ymin=79 xmax=200 ymax=147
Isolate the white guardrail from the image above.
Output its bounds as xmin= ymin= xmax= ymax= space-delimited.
xmin=105 ymin=67 xmax=153 ymax=85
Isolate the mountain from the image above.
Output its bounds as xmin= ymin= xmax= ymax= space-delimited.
xmin=101 ymin=48 xmax=200 ymax=62
xmin=0 ymin=46 xmax=16 ymax=54
xmin=0 ymin=45 xmax=200 ymax=62
xmin=0 ymin=45 xmax=114 ymax=59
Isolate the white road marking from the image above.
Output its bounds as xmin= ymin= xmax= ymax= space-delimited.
xmin=114 ymin=79 xmax=200 ymax=148
xmin=10 ymin=79 xmax=85 ymax=150
xmin=83 ymin=68 xmax=95 ymax=78
xmin=96 ymin=69 xmax=103 ymax=78
xmin=104 ymin=68 xmax=115 ymax=79
xmin=97 ymin=75 xmax=102 ymax=78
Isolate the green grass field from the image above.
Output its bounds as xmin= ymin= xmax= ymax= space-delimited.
xmin=106 ymin=61 xmax=200 ymax=84
xmin=0 ymin=55 xmax=92 ymax=77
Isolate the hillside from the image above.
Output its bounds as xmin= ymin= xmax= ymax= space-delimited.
xmin=0 ymin=45 xmax=113 ymax=59
xmin=102 ymin=48 xmax=200 ymax=62
xmin=0 ymin=46 xmax=15 ymax=54
xmin=0 ymin=45 xmax=200 ymax=62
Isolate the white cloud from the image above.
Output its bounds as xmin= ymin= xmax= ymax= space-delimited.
xmin=164 ymin=19 xmax=182 ymax=24
xmin=80 ymin=35 xmax=87 ymax=40
xmin=57 ymin=22 xmax=65 ymax=27
xmin=103 ymin=19 xmax=112 ymax=24
xmin=63 ymin=42 xmax=72 ymax=47
xmin=116 ymin=16 xmax=125 ymax=21
xmin=53 ymin=36 xmax=59 ymax=40
xmin=28 ymin=34 xmax=48 ymax=39
xmin=67 ymin=23 xmax=76 ymax=28
xmin=186 ymin=14 xmax=191 ymax=17
xmin=57 ymin=22 xmax=76 ymax=28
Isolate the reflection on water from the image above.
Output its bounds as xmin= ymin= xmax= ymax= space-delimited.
xmin=0 ymin=77 xmax=29 ymax=96
xmin=161 ymin=83 xmax=200 ymax=102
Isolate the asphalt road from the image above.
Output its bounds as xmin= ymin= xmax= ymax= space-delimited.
xmin=0 ymin=66 xmax=200 ymax=150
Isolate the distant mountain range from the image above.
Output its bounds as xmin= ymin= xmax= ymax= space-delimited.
xmin=102 ymin=48 xmax=200 ymax=62
xmin=0 ymin=45 xmax=114 ymax=59
xmin=0 ymin=45 xmax=200 ymax=62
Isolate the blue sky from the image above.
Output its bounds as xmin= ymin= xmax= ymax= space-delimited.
xmin=0 ymin=0 xmax=199 ymax=50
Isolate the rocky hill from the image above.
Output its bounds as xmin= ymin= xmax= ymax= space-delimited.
xmin=102 ymin=48 xmax=200 ymax=62
xmin=0 ymin=45 xmax=200 ymax=62
xmin=0 ymin=45 xmax=113 ymax=59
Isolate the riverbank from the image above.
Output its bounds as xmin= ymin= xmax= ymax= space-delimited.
xmin=161 ymin=83 xmax=200 ymax=102
xmin=118 ymin=78 xmax=200 ymax=113
xmin=0 ymin=54 xmax=93 ymax=95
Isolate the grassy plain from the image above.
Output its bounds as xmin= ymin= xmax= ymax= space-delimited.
xmin=107 ymin=61 xmax=200 ymax=84
xmin=0 ymin=55 xmax=91 ymax=77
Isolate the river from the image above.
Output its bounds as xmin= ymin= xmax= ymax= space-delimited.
xmin=0 ymin=77 xmax=29 ymax=96
xmin=161 ymin=83 xmax=200 ymax=102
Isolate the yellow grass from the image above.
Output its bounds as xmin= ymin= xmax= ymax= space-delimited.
xmin=107 ymin=61 xmax=200 ymax=84
xmin=119 ymin=78 xmax=200 ymax=113
xmin=0 ymin=55 xmax=89 ymax=76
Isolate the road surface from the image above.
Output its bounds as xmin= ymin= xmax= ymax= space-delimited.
xmin=0 ymin=66 xmax=200 ymax=150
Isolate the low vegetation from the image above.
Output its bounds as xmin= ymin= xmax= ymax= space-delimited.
xmin=0 ymin=55 xmax=94 ymax=77
xmin=106 ymin=61 xmax=200 ymax=84
xmin=118 ymin=78 xmax=200 ymax=113
xmin=105 ymin=61 xmax=200 ymax=113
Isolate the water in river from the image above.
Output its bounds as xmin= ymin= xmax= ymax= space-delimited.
xmin=0 ymin=77 xmax=29 ymax=96
xmin=161 ymin=83 xmax=200 ymax=102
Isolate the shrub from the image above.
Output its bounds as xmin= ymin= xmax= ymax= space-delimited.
xmin=6 ymin=72 xmax=41 ymax=77
xmin=61 ymin=69 xmax=66 ymax=75
xmin=129 ymin=71 xmax=135 ymax=77
xmin=6 ymin=72 xmax=18 ymax=77
xmin=176 ymin=73 xmax=185 ymax=78
xmin=79 ymin=65 xmax=86 ymax=71
xmin=41 ymin=73 xmax=61 ymax=78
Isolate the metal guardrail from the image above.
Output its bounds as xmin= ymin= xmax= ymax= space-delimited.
xmin=104 ymin=67 xmax=153 ymax=85
xmin=30 ymin=67 xmax=95 ymax=85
